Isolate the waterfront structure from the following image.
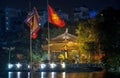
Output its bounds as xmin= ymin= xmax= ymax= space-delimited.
xmin=42 ymin=29 xmax=104 ymax=63
xmin=42 ymin=29 xmax=79 ymax=63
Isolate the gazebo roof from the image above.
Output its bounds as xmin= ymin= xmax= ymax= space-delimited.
xmin=50 ymin=29 xmax=77 ymax=43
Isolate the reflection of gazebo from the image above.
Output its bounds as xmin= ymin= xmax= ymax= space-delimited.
xmin=42 ymin=29 xmax=79 ymax=60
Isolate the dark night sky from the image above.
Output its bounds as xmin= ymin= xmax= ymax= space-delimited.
xmin=0 ymin=0 xmax=120 ymax=13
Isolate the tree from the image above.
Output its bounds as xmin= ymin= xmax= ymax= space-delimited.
xmin=76 ymin=19 xmax=100 ymax=62
xmin=96 ymin=7 xmax=120 ymax=72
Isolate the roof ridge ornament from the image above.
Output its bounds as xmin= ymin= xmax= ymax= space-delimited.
xmin=65 ymin=28 xmax=68 ymax=33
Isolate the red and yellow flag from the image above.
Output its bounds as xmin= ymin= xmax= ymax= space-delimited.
xmin=48 ymin=5 xmax=65 ymax=27
xmin=24 ymin=7 xmax=40 ymax=39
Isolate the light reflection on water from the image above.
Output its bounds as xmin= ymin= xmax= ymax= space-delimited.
xmin=8 ymin=72 xmax=105 ymax=78
xmin=51 ymin=72 xmax=56 ymax=78
xmin=8 ymin=72 xmax=12 ymax=78
xmin=62 ymin=72 xmax=66 ymax=78
xmin=17 ymin=72 xmax=20 ymax=78
xmin=28 ymin=72 xmax=30 ymax=78
xmin=41 ymin=72 xmax=46 ymax=78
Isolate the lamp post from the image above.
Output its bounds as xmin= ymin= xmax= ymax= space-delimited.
xmin=2 ymin=47 xmax=15 ymax=63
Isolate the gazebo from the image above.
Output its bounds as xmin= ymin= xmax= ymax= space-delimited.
xmin=42 ymin=29 xmax=105 ymax=63
xmin=42 ymin=29 xmax=79 ymax=61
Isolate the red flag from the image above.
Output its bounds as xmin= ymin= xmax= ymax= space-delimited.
xmin=48 ymin=5 xmax=65 ymax=27
xmin=24 ymin=7 xmax=40 ymax=39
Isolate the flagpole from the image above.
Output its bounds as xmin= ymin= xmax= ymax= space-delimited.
xmin=29 ymin=0 xmax=32 ymax=66
xmin=29 ymin=0 xmax=33 ymax=78
xmin=47 ymin=0 xmax=51 ymax=62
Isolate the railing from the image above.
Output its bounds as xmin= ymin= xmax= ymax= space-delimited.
xmin=7 ymin=63 xmax=104 ymax=72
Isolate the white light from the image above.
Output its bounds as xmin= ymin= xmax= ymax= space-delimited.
xmin=50 ymin=63 xmax=56 ymax=69
xmin=16 ymin=63 xmax=22 ymax=69
xmin=40 ymin=63 xmax=46 ymax=69
xmin=39 ymin=23 xmax=41 ymax=26
xmin=28 ymin=65 xmax=30 ymax=69
xmin=8 ymin=63 xmax=13 ymax=69
xmin=61 ymin=62 xmax=66 ymax=68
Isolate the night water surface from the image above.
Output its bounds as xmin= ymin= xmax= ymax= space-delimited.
xmin=1 ymin=71 xmax=120 ymax=78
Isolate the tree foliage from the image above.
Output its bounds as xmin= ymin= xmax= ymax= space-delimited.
xmin=96 ymin=7 xmax=120 ymax=72
xmin=76 ymin=19 xmax=100 ymax=62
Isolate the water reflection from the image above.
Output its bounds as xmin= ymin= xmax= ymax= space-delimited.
xmin=28 ymin=72 xmax=30 ymax=78
xmin=8 ymin=72 xmax=12 ymax=78
xmin=41 ymin=72 xmax=46 ymax=78
xmin=8 ymin=71 xmax=105 ymax=78
xmin=62 ymin=72 xmax=66 ymax=78
xmin=17 ymin=72 xmax=21 ymax=78
xmin=51 ymin=72 xmax=56 ymax=78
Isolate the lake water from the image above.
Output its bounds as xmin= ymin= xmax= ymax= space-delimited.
xmin=0 ymin=71 xmax=120 ymax=78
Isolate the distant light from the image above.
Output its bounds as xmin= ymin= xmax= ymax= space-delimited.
xmin=28 ymin=65 xmax=30 ymax=69
xmin=50 ymin=63 xmax=56 ymax=69
xmin=100 ymin=13 xmax=103 ymax=16
xmin=40 ymin=63 xmax=46 ymax=69
xmin=89 ymin=10 xmax=97 ymax=18
xmin=39 ymin=23 xmax=41 ymax=26
xmin=16 ymin=63 xmax=22 ymax=69
xmin=8 ymin=63 xmax=13 ymax=69
xmin=6 ymin=27 xmax=9 ymax=30
xmin=61 ymin=62 xmax=66 ymax=68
